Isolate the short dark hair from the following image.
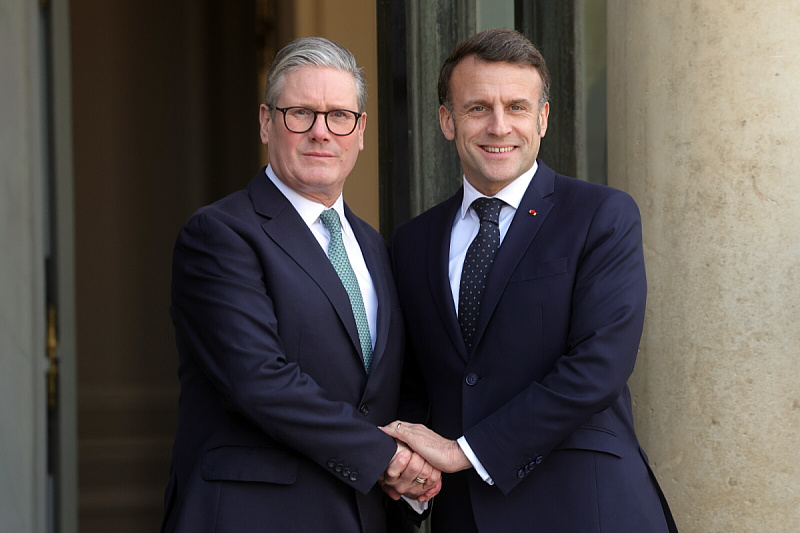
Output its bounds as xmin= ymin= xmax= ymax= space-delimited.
xmin=438 ymin=29 xmax=550 ymax=113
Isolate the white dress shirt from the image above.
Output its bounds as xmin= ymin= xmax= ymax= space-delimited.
xmin=265 ymin=165 xmax=377 ymax=349
xmin=451 ymin=162 xmax=538 ymax=485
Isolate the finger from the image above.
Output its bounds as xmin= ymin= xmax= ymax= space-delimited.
xmin=414 ymin=462 xmax=434 ymax=488
xmin=419 ymin=465 xmax=440 ymax=491
xmin=419 ymin=479 xmax=442 ymax=502
xmin=384 ymin=449 xmax=410 ymax=481
xmin=380 ymin=483 xmax=402 ymax=501
xmin=391 ymin=423 xmax=426 ymax=451
xmin=381 ymin=420 xmax=408 ymax=439
xmin=389 ymin=457 xmax=422 ymax=495
xmin=399 ymin=452 xmax=427 ymax=486
xmin=396 ymin=454 xmax=431 ymax=496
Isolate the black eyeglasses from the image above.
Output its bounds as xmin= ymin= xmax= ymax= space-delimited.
xmin=269 ymin=105 xmax=363 ymax=136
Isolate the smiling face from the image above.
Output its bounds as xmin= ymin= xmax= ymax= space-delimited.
xmin=439 ymin=56 xmax=549 ymax=196
xmin=259 ymin=66 xmax=366 ymax=206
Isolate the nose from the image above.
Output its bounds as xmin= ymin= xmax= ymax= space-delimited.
xmin=307 ymin=111 xmax=331 ymax=141
xmin=487 ymin=109 xmax=512 ymax=136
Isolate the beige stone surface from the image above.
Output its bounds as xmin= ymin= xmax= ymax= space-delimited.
xmin=608 ymin=3 xmax=800 ymax=532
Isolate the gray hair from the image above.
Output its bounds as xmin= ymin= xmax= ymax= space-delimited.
xmin=263 ymin=37 xmax=367 ymax=113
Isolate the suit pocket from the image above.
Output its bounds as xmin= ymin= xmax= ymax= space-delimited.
xmin=554 ymin=425 xmax=625 ymax=458
xmin=202 ymin=445 xmax=299 ymax=484
xmin=508 ymin=257 xmax=568 ymax=283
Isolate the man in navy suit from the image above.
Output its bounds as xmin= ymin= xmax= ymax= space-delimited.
xmin=384 ymin=29 xmax=677 ymax=532
xmin=160 ymin=37 xmax=439 ymax=533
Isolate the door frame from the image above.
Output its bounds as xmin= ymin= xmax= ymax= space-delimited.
xmin=50 ymin=1 xmax=79 ymax=531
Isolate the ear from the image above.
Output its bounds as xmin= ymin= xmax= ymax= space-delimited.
xmin=538 ymin=101 xmax=549 ymax=138
xmin=356 ymin=112 xmax=367 ymax=151
xmin=439 ymin=105 xmax=455 ymax=141
xmin=259 ymin=104 xmax=271 ymax=145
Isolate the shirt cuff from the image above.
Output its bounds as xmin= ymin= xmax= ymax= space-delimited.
xmin=401 ymin=496 xmax=429 ymax=514
xmin=457 ymin=436 xmax=494 ymax=485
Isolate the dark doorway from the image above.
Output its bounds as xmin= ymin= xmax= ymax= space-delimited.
xmin=69 ymin=1 xmax=274 ymax=529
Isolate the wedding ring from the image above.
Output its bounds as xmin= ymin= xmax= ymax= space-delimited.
xmin=396 ymin=422 xmax=402 ymax=429
xmin=414 ymin=477 xmax=427 ymax=484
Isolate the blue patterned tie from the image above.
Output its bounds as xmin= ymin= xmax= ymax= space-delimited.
xmin=319 ymin=209 xmax=373 ymax=372
xmin=458 ymin=197 xmax=504 ymax=350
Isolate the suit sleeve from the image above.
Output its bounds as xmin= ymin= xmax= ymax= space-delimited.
xmin=463 ymin=191 xmax=647 ymax=494
xmin=171 ymin=210 xmax=396 ymax=494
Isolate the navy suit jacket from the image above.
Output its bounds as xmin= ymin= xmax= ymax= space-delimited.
xmin=161 ymin=169 xmax=406 ymax=533
xmin=392 ymin=161 xmax=676 ymax=532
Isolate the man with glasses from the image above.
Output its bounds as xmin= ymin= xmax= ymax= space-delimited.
xmin=161 ymin=37 xmax=438 ymax=533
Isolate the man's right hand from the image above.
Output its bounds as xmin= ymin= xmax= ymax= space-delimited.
xmin=379 ymin=439 xmax=442 ymax=502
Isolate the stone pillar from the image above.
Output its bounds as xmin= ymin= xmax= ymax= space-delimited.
xmin=608 ymin=3 xmax=800 ymax=532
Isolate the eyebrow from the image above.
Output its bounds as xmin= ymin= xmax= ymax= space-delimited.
xmin=281 ymin=104 xmax=358 ymax=111
xmin=506 ymin=98 xmax=533 ymax=107
xmin=461 ymin=98 xmax=534 ymax=110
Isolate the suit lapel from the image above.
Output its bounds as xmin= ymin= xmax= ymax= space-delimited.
xmin=471 ymin=162 xmax=556 ymax=351
xmin=248 ymin=172 xmax=363 ymax=364
xmin=427 ymin=189 xmax=471 ymax=361
xmin=345 ymin=205 xmax=389 ymax=372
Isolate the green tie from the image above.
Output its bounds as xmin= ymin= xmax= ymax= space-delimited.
xmin=319 ymin=209 xmax=373 ymax=372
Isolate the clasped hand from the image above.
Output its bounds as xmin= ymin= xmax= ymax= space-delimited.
xmin=379 ymin=438 xmax=441 ymax=502
xmin=378 ymin=421 xmax=472 ymax=502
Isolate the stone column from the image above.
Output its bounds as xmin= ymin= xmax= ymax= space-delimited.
xmin=608 ymin=3 xmax=800 ymax=532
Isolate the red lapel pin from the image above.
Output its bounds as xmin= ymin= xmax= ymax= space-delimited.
xmin=529 ymin=209 xmax=537 ymax=216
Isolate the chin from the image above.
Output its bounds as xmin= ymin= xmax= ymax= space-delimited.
xmin=484 ymin=173 xmax=518 ymax=185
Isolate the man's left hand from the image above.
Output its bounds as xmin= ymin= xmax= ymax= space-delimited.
xmin=381 ymin=421 xmax=472 ymax=474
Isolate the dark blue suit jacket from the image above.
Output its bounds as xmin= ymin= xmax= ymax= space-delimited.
xmin=161 ymin=169 xmax=406 ymax=533
xmin=392 ymin=161 xmax=676 ymax=532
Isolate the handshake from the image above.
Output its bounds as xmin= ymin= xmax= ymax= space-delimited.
xmin=377 ymin=421 xmax=473 ymax=503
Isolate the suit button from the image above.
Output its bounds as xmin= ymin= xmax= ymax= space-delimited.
xmin=327 ymin=459 xmax=336 ymax=468
xmin=350 ymin=472 xmax=359 ymax=482
xmin=465 ymin=373 xmax=479 ymax=386
xmin=535 ymin=455 xmax=543 ymax=464
xmin=359 ymin=404 xmax=370 ymax=416
xmin=342 ymin=468 xmax=351 ymax=477
xmin=335 ymin=463 xmax=343 ymax=473
xmin=517 ymin=469 xmax=525 ymax=479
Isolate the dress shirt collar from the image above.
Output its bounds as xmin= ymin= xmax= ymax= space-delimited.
xmin=458 ymin=161 xmax=539 ymax=220
xmin=265 ymin=165 xmax=353 ymax=238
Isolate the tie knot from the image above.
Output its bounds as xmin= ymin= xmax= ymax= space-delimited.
xmin=471 ymin=197 xmax=504 ymax=224
xmin=319 ymin=209 xmax=342 ymax=236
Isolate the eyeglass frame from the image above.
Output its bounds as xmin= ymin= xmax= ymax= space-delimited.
xmin=268 ymin=105 xmax=363 ymax=136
